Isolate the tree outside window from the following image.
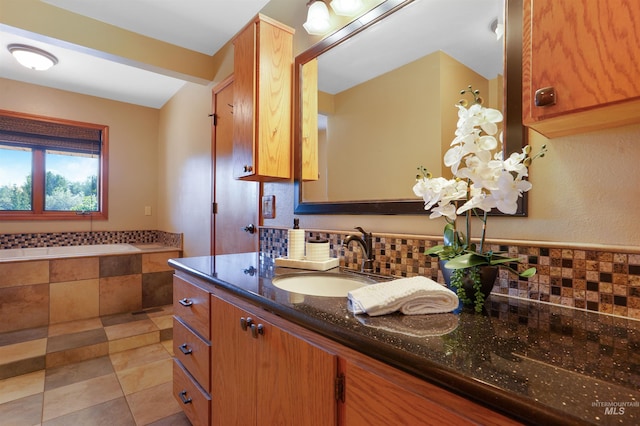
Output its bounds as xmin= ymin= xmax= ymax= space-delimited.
xmin=0 ymin=110 xmax=108 ymax=220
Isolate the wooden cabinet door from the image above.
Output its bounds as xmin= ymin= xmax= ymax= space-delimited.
xmin=211 ymin=293 xmax=337 ymax=426
xmin=341 ymin=359 xmax=520 ymax=426
xmin=523 ymin=0 xmax=640 ymax=137
xmin=211 ymin=295 xmax=257 ymax=426
xmin=256 ymin=318 xmax=336 ymax=426
xmin=232 ymin=16 xmax=293 ymax=181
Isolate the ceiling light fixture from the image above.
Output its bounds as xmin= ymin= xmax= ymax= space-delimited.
xmin=8 ymin=44 xmax=58 ymax=71
xmin=303 ymin=1 xmax=331 ymax=35
xmin=330 ymin=0 xmax=364 ymax=16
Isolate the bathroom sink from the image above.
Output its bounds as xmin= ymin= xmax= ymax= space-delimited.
xmin=271 ymin=272 xmax=376 ymax=297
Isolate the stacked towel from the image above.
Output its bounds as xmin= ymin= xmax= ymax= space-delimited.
xmin=347 ymin=276 xmax=459 ymax=316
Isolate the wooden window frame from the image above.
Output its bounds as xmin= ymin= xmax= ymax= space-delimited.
xmin=0 ymin=110 xmax=109 ymax=221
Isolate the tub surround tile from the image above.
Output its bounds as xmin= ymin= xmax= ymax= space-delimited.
xmin=0 ymin=260 xmax=49 ymax=288
xmin=142 ymin=271 xmax=174 ymax=308
xmin=99 ymin=274 xmax=142 ymax=316
xmin=100 ymin=254 xmax=141 ymax=278
xmin=0 ymin=230 xmax=182 ymax=250
xmin=49 ymin=257 xmax=99 ymax=283
xmin=142 ymin=251 xmax=180 ymax=273
xmin=0 ymin=284 xmax=50 ymax=333
xmin=49 ymin=279 xmax=100 ymax=324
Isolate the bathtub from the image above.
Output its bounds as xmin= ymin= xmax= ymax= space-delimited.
xmin=0 ymin=243 xmax=143 ymax=262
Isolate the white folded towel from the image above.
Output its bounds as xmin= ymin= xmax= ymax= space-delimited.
xmin=347 ymin=276 xmax=459 ymax=316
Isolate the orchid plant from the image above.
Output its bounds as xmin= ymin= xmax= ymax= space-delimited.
xmin=413 ymin=86 xmax=546 ymax=311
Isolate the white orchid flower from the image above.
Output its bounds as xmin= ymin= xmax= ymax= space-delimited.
xmin=491 ymin=171 xmax=533 ymax=214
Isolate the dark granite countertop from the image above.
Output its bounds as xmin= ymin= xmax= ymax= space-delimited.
xmin=169 ymin=253 xmax=640 ymax=425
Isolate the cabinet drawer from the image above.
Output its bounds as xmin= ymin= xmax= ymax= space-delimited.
xmin=173 ymin=360 xmax=211 ymax=426
xmin=174 ymin=317 xmax=211 ymax=392
xmin=174 ymin=276 xmax=210 ymax=339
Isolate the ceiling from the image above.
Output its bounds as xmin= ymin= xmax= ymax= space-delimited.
xmin=0 ymin=0 xmax=504 ymax=109
xmin=0 ymin=0 xmax=271 ymax=108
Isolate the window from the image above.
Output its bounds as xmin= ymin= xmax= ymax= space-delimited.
xmin=0 ymin=110 xmax=108 ymax=220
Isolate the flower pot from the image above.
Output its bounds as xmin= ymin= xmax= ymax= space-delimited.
xmin=439 ymin=260 xmax=497 ymax=310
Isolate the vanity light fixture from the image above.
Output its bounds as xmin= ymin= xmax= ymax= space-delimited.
xmin=330 ymin=0 xmax=364 ymax=16
xmin=303 ymin=0 xmax=332 ymax=35
xmin=8 ymin=44 xmax=58 ymax=71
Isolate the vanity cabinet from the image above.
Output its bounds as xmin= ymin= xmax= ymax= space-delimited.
xmin=522 ymin=0 xmax=640 ymax=138
xmin=232 ymin=14 xmax=294 ymax=181
xmin=210 ymin=293 xmax=337 ymax=425
xmin=171 ymin=269 xmax=520 ymax=425
xmin=172 ymin=276 xmax=212 ymax=426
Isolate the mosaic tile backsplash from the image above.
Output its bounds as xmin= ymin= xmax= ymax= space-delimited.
xmin=260 ymin=227 xmax=640 ymax=321
xmin=0 ymin=230 xmax=183 ymax=250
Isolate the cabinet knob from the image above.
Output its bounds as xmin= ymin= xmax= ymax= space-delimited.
xmin=251 ymin=323 xmax=264 ymax=338
xmin=240 ymin=316 xmax=254 ymax=331
xmin=179 ymin=343 xmax=193 ymax=355
xmin=243 ymin=165 xmax=253 ymax=172
xmin=243 ymin=224 xmax=256 ymax=234
xmin=179 ymin=298 xmax=193 ymax=307
xmin=534 ymin=86 xmax=556 ymax=107
xmin=179 ymin=390 xmax=192 ymax=405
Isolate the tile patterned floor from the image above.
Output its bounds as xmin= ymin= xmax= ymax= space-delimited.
xmin=0 ymin=305 xmax=191 ymax=425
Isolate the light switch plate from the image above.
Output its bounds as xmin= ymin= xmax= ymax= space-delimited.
xmin=262 ymin=195 xmax=275 ymax=219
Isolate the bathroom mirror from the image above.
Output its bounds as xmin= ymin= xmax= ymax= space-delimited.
xmin=293 ymin=0 xmax=525 ymax=215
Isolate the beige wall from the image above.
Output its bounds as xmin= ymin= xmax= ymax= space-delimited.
xmin=0 ymin=78 xmax=160 ymax=234
xmin=157 ymin=82 xmax=213 ymax=257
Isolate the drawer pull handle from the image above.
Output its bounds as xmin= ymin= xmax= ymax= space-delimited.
xmin=251 ymin=323 xmax=264 ymax=338
xmin=179 ymin=298 xmax=193 ymax=307
xmin=179 ymin=390 xmax=192 ymax=405
xmin=240 ymin=317 xmax=254 ymax=331
xmin=179 ymin=343 xmax=193 ymax=355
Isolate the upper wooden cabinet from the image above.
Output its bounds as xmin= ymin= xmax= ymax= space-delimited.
xmin=232 ymin=15 xmax=294 ymax=181
xmin=522 ymin=0 xmax=640 ymax=138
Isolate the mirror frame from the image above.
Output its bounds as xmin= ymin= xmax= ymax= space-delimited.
xmin=293 ymin=0 xmax=525 ymax=216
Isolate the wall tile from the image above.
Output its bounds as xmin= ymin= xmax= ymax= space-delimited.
xmin=260 ymin=227 xmax=640 ymax=321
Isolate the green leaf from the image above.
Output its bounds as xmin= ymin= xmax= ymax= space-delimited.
xmin=519 ymin=267 xmax=537 ymax=277
xmin=425 ymin=245 xmax=445 ymax=256
xmin=444 ymin=253 xmax=490 ymax=269
xmin=443 ymin=223 xmax=456 ymax=247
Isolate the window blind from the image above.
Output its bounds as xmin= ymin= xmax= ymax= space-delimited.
xmin=0 ymin=113 xmax=102 ymax=154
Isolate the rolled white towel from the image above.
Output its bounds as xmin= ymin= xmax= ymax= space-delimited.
xmin=347 ymin=276 xmax=459 ymax=316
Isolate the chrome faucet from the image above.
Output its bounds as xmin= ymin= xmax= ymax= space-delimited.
xmin=343 ymin=226 xmax=374 ymax=273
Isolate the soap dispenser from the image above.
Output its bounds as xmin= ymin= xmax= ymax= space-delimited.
xmin=287 ymin=218 xmax=305 ymax=260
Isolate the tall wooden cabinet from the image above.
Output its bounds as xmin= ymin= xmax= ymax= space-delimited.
xmin=210 ymin=293 xmax=337 ymax=426
xmin=522 ymin=0 xmax=640 ymax=138
xmin=233 ymin=15 xmax=294 ymax=181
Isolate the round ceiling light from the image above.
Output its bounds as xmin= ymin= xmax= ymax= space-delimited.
xmin=8 ymin=44 xmax=58 ymax=71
